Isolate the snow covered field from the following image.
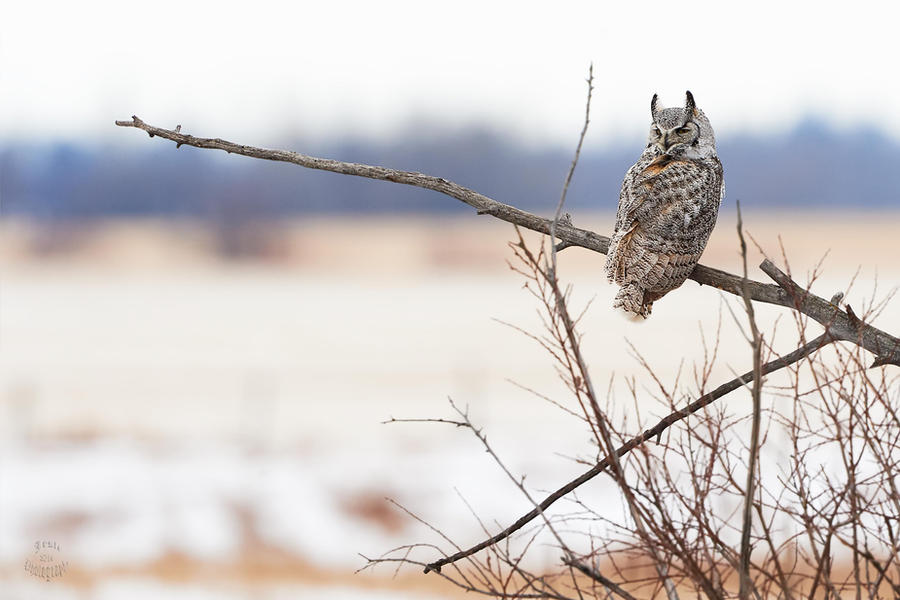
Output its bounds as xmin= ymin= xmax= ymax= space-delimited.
xmin=1 ymin=214 xmax=897 ymax=597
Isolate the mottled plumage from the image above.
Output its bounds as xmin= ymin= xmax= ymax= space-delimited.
xmin=605 ymin=91 xmax=724 ymax=317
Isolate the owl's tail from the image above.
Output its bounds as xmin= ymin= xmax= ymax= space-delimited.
xmin=613 ymin=284 xmax=651 ymax=319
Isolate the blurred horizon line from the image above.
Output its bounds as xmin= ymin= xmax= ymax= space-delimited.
xmin=2 ymin=116 xmax=900 ymax=221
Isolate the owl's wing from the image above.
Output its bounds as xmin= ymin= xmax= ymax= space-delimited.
xmin=611 ymin=155 xmax=653 ymax=233
xmin=607 ymin=156 xmax=723 ymax=292
xmin=605 ymin=155 xmax=653 ymax=283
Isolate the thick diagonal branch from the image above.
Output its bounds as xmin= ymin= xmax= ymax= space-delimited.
xmin=115 ymin=116 xmax=606 ymax=254
xmin=423 ymin=333 xmax=831 ymax=574
xmin=759 ymin=259 xmax=900 ymax=366
xmin=115 ymin=116 xmax=900 ymax=367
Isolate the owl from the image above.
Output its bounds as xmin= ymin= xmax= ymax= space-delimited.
xmin=605 ymin=91 xmax=724 ymax=317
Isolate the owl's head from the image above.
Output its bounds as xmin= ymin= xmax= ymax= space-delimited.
xmin=647 ymin=91 xmax=716 ymax=159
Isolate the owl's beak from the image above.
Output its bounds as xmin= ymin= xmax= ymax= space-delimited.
xmin=655 ymin=134 xmax=671 ymax=155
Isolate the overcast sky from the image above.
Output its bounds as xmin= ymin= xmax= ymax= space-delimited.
xmin=2 ymin=1 xmax=897 ymax=148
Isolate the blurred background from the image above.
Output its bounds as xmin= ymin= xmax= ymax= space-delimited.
xmin=2 ymin=2 xmax=899 ymax=598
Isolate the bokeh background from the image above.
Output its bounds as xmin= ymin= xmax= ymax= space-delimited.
xmin=2 ymin=2 xmax=899 ymax=598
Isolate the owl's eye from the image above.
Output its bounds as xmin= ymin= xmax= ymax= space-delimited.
xmin=676 ymin=125 xmax=693 ymax=135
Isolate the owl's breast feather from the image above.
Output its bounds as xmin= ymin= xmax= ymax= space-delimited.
xmin=639 ymin=154 xmax=685 ymax=178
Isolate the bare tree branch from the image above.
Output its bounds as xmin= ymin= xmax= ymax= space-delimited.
xmin=114 ymin=116 xmax=900 ymax=367
xmin=116 ymin=115 xmax=900 ymax=595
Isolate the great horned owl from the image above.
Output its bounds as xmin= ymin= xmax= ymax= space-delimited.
xmin=605 ymin=91 xmax=724 ymax=317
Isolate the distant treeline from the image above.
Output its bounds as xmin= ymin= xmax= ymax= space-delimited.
xmin=2 ymin=119 xmax=899 ymax=220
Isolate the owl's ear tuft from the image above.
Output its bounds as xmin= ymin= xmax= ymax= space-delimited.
xmin=684 ymin=91 xmax=696 ymax=117
xmin=650 ymin=93 xmax=660 ymax=118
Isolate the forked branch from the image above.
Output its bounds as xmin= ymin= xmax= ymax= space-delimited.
xmin=115 ymin=114 xmax=900 ymax=581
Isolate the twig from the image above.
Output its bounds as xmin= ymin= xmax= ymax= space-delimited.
xmin=115 ymin=116 xmax=900 ymax=367
xmin=382 ymin=417 xmax=468 ymax=427
xmin=562 ymin=557 xmax=640 ymax=600
xmin=736 ymin=201 xmax=763 ymax=600
xmin=549 ymin=63 xmax=593 ymax=278
xmin=443 ymin=398 xmax=575 ymax=559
